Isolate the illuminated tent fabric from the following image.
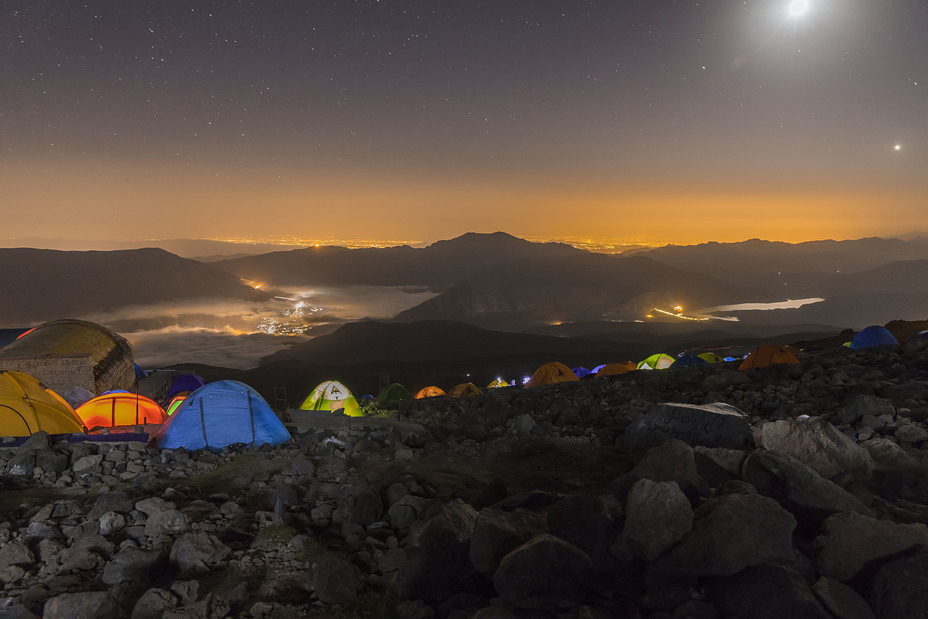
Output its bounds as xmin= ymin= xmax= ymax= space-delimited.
xmin=525 ymin=362 xmax=579 ymax=388
xmin=448 ymin=382 xmax=482 ymax=398
xmin=849 ymin=325 xmax=899 ymax=350
xmin=671 ymin=354 xmax=709 ymax=369
xmin=415 ymin=386 xmax=446 ymax=399
xmin=637 ymin=353 xmax=675 ymax=370
xmin=376 ymin=383 xmax=412 ymax=406
xmin=487 ymin=378 xmax=508 ymax=389
xmin=738 ymin=345 xmax=800 ymax=371
xmin=153 ymin=380 xmax=290 ymax=450
xmin=300 ymin=380 xmax=362 ymax=417
xmin=166 ymin=374 xmax=206 ymax=400
xmin=165 ymin=395 xmax=187 ymax=416
xmin=572 ymin=367 xmax=592 ymax=379
xmin=595 ymin=362 xmax=634 ymax=377
xmin=76 ymin=391 xmax=167 ymax=429
xmin=697 ymin=352 xmax=725 ymax=364
xmin=0 ymin=370 xmax=87 ymax=437
xmin=0 ymin=319 xmax=135 ymax=396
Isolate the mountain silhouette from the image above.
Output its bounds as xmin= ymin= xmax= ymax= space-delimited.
xmin=0 ymin=247 xmax=268 ymax=326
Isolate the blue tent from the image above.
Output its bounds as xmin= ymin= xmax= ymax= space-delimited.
xmin=572 ymin=366 xmax=592 ymax=378
xmin=670 ymin=354 xmax=709 ymax=369
xmin=849 ymin=326 xmax=899 ymax=350
xmin=153 ymin=380 xmax=290 ymax=450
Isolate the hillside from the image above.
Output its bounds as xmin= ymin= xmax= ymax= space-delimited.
xmin=631 ymin=237 xmax=928 ymax=293
xmin=0 ymin=247 xmax=269 ymax=326
xmin=212 ymin=231 xmax=584 ymax=288
xmin=395 ymin=252 xmax=772 ymax=328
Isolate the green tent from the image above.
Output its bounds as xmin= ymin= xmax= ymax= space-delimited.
xmin=376 ymin=383 xmax=412 ymax=406
xmin=300 ymin=380 xmax=363 ymax=417
xmin=637 ymin=353 xmax=676 ymax=370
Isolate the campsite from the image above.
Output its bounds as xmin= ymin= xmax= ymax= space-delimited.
xmin=2 ymin=307 xmax=928 ymax=617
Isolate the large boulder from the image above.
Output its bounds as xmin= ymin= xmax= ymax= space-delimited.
xmin=469 ymin=508 xmax=545 ymax=575
xmin=651 ymin=492 xmax=796 ymax=576
xmin=306 ymin=553 xmax=362 ymax=606
xmin=393 ymin=499 xmax=481 ymax=604
xmin=169 ymin=532 xmax=231 ymax=576
xmin=493 ymin=534 xmax=592 ymax=611
xmin=837 ymin=394 xmax=895 ymax=426
xmin=42 ymin=591 xmax=113 ymax=619
xmin=742 ymin=450 xmax=873 ymax=526
xmin=614 ymin=438 xmax=707 ymax=500
xmin=868 ymin=548 xmax=928 ymax=618
xmin=817 ymin=511 xmax=928 ymax=581
xmin=625 ymin=402 xmax=755 ymax=462
xmin=612 ymin=479 xmax=693 ymax=562
xmin=754 ymin=417 xmax=874 ymax=484
xmin=710 ymin=564 xmax=832 ymax=619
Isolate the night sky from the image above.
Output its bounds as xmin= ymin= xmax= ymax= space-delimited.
xmin=2 ymin=1 xmax=925 ymax=246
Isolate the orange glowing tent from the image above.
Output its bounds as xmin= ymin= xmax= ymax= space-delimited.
xmin=415 ymin=386 xmax=446 ymax=399
xmin=738 ymin=345 xmax=800 ymax=371
xmin=525 ymin=362 xmax=579 ymax=388
xmin=76 ymin=391 xmax=167 ymax=429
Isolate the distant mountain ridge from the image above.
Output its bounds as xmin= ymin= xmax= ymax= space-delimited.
xmin=212 ymin=231 xmax=583 ymax=288
xmin=395 ymin=252 xmax=772 ymax=328
xmin=0 ymin=247 xmax=269 ymax=326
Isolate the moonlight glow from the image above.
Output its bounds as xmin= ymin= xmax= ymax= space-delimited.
xmin=789 ymin=0 xmax=809 ymax=16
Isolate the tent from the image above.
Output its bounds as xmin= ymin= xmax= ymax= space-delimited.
xmin=849 ymin=325 xmax=899 ymax=350
xmin=300 ymin=380 xmax=362 ymax=417
xmin=448 ymin=382 xmax=482 ymax=398
xmin=0 ymin=370 xmax=87 ymax=437
xmin=487 ymin=378 xmax=508 ymax=389
xmin=525 ymin=362 xmax=579 ymax=388
xmin=153 ymin=380 xmax=291 ymax=450
xmin=697 ymin=352 xmax=725 ymax=364
xmin=671 ymin=354 xmax=709 ymax=369
xmin=376 ymin=383 xmax=412 ymax=406
xmin=165 ymin=395 xmax=186 ymax=416
xmin=637 ymin=353 xmax=675 ymax=370
xmin=572 ymin=367 xmax=592 ymax=379
xmin=738 ymin=345 xmax=800 ymax=371
xmin=76 ymin=391 xmax=167 ymax=429
xmin=595 ymin=363 xmax=635 ymax=377
xmin=166 ymin=374 xmax=206 ymax=400
xmin=415 ymin=386 xmax=446 ymax=399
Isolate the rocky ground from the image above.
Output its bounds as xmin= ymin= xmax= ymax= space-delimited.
xmin=2 ymin=342 xmax=928 ymax=618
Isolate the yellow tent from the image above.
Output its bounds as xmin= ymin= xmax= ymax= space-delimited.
xmin=0 ymin=370 xmax=87 ymax=436
xmin=487 ymin=378 xmax=508 ymax=389
xmin=525 ymin=362 xmax=579 ymax=388
xmin=414 ymin=386 xmax=446 ymax=399
xmin=448 ymin=382 xmax=482 ymax=398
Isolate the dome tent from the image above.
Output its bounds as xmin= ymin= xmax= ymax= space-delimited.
xmin=595 ymin=363 xmax=635 ymax=377
xmin=376 ymin=383 xmax=412 ymax=406
xmin=572 ymin=367 xmax=592 ymax=379
xmin=849 ymin=325 xmax=899 ymax=350
xmin=153 ymin=380 xmax=290 ymax=450
xmin=76 ymin=391 xmax=167 ymax=429
xmin=166 ymin=374 xmax=206 ymax=400
xmin=0 ymin=370 xmax=86 ymax=437
xmin=637 ymin=353 xmax=675 ymax=370
xmin=415 ymin=386 xmax=446 ymax=399
xmin=671 ymin=354 xmax=709 ymax=369
xmin=300 ymin=380 xmax=362 ymax=417
xmin=448 ymin=382 xmax=482 ymax=398
xmin=738 ymin=345 xmax=800 ymax=371
xmin=525 ymin=362 xmax=578 ymax=388
xmin=487 ymin=378 xmax=509 ymax=389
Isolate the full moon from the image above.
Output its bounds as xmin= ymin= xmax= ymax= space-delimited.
xmin=789 ymin=0 xmax=809 ymax=16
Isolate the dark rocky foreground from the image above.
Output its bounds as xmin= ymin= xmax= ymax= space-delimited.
xmin=3 ymin=345 xmax=928 ymax=618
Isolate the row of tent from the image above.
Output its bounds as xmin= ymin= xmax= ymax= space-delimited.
xmin=1 ymin=324 xmax=916 ymax=446
xmin=0 ymin=369 xmax=291 ymax=451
